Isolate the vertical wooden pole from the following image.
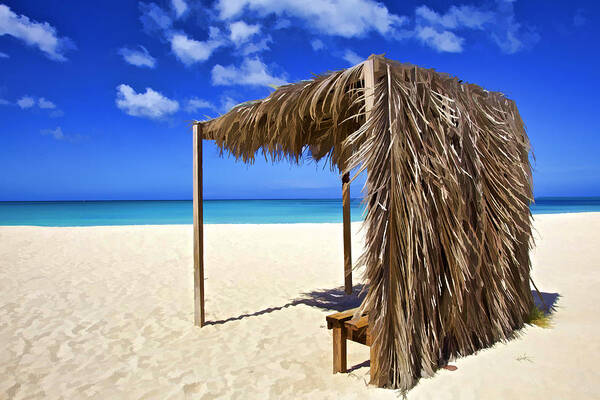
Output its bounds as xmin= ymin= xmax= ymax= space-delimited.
xmin=363 ymin=55 xmax=378 ymax=121
xmin=193 ymin=123 xmax=205 ymax=327
xmin=332 ymin=325 xmax=347 ymax=373
xmin=363 ymin=54 xmax=380 ymax=383
xmin=342 ymin=173 xmax=352 ymax=295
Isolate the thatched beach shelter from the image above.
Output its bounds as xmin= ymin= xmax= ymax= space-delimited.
xmin=191 ymin=54 xmax=534 ymax=391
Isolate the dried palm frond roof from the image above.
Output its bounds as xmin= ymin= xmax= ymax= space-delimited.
xmin=196 ymin=55 xmax=534 ymax=393
xmin=198 ymin=56 xmax=527 ymax=171
xmin=199 ymin=60 xmax=366 ymax=168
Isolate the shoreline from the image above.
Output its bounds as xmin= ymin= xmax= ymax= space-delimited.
xmin=1 ymin=211 xmax=600 ymax=228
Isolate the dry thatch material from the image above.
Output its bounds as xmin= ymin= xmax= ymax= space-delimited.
xmin=198 ymin=55 xmax=533 ymax=392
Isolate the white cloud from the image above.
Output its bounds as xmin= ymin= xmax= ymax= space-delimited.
xmin=211 ymin=57 xmax=287 ymax=87
xmin=186 ymin=96 xmax=243 ymax=117
xmin=220 ymin=96 xmax=239 ymax=113
xmin=170 ymin=29 xmax=224 ymax=65
xmin=342 ymin=49 xmax=363 ymax=65
xmin=185 ymin=97 xmax=214 ymax=113
xmin=240 ymin=36 xmax=271 ymax=55
xmin=119 ymin=46 xmax=157 ymax=68
xmin=414 ymin=1 xmax=538 ymax=54
xmin=172 ymin=0 xmax=188 ymax=18
xmin=38 ymin=97 xmax=56 ymax=109
xmin=17 ymin=96 xmax=35 ymax=109
xmin=415 ymin=5 xmax=493 ymax=30
xmin=115 ymin=84 xmax=179 ymax=119
xmin=0 ymin=4 xmax=74 ymax=61
xmin=229 ymin=21 xmax=260 ymax=44
xmin=14 ymin=95 xmax=61 ymax=112
xmin=311 ymin=39 xmax=324 ymax=51
xmin=215 ymin=0 xmax=407 ymax=38
xmin=489 ymin=0 xmax=539 ymax=54
xmin=140 ymin=2 xmax=173 ymax=33
xmin=41 ymin=127 xmax=65 ymax=140
xmin=50 ymin=109 xmax=64 ymax=118
xmin=274 ymin=18 xmax=291 ymax=29
xmin=0 ymin=51 xmax=8 ymax=58
xmin=40 ymin=126 xmax=83 ymax=142
xmin=416 ymin=26 xmax=463 ymax=53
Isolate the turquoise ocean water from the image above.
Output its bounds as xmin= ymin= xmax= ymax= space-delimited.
xmin=0 ymin=198 xmax=599 ymax=226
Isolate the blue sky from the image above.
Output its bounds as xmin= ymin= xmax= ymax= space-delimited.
xmin=0 ymin=0 xmax=598 ymax=200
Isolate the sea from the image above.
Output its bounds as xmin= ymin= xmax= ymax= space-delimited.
xmin=0 ymin=197 xmax=599 ymax=227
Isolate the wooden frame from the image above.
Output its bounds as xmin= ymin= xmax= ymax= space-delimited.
xmin=342 ymin=172 xmax=352 ymax=294
xmin=193 ymin=124 xmax=205 ymax=327
xmin=193 ymin=55 xmax=384 ymax=327
xmin=362 ymin=54 xmax=382 ymax=380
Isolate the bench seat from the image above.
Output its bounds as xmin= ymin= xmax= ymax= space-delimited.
xmin=326 ymin=308 xmax=374 ymax=373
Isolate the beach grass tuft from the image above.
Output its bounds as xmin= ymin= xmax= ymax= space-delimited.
xmin=526 ymin=305 xmax=552 ymax=328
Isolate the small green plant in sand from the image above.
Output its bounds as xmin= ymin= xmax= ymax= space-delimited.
xmin=525 ymin=305 xmax=552 ymax=328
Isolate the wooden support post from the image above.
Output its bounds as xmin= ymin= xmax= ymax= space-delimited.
xmin=363 ymin=55 xmax=379 ymax=121
xmin=332 ymin=325 xmax=347 ymax=373
xmin=363 ymin=54 xmax=381 ymax=384
xmin=193 ymin=123 xmax=205 ymax=327
xmin=342 ymin=173 xmax=352 ymax=294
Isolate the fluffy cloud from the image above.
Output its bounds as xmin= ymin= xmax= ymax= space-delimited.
xmin=414 ymin=1 xmax=538 ymax=54
xmin=172 ymin=0 xmax=188 ymax=18
xmin=118 ymin=46 xmax=157 ymax=68
xmin=185 ymin=97 xmax=214 ymax=113
xmin=40 ymin=126 xmax=84 ymax=142
xmin=41 ymin=127 xmax=65 ymax=140
xmin=140 ymin=2 xmax=173 ymax=33
xmin=229 ymin=21 xmax=260 ymax=44
xmin=0 ymin=51 xmax=8 ymax=58
xmin=416 ymin=26 xmax=463 ymax=53
xmin=240 ymin=36 xmax=271 ymax=55
xmin=170 ymin=29 xmax=224 ymax=65
xmin=186 ymin=96 xmax=241 ymax=116
xmin=219 ymin=96 xmax=239 ymax=113
xmin=116 ymin=84 xmax=179 ymax=119
xmin=311 ymin=39 xmax=324 ymax=51
xmin=489 ymin=0 xmax=539 ymax=54
xmin=415 ymin=5 xmax=493 ymax=30
xmin=273 ymin=18 xmax=291 ymax=29
xmin=0 ymin=4 xmax=74 ymax=61
xmin=215 ymin=0 xmax=407 ymax=38
xmin=15 ymin=95 xmax=61 ymax=113
xmin=211 ymin=57 xmax=287 ymax=87
xmin=38 ymin=97 xmax=56 ymax=109
xmin=342 ymin=49 xmax=364 ymax=65
xmin=17 ymin=96 xmax=35 ymax=109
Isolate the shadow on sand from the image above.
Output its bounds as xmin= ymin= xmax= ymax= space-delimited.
xmin=205 ymin=284 xmax=367 ymax=326
xmin=205 ymin=287 xmax=561 ymax=326
xmin=531 ymin=290 xmax=560 ymax=314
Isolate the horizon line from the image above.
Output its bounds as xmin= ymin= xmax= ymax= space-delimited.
xmin=1 ymin=196 xmax=600 ymax=203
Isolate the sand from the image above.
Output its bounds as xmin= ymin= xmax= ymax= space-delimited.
xmin=1 ymin=213 xmax=599 ymax=399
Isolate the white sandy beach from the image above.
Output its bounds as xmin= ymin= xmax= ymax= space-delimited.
xmin=1 ymin=213 xmax=599 ymax=399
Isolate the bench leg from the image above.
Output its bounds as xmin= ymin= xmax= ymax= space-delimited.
xmin=332 ymin=326 xmax=347 ymax=373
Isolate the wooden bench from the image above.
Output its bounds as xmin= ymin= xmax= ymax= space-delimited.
xmin=326 ymin=308 xmax=376 ymax=373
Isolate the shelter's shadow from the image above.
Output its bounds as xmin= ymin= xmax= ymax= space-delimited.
xmin=205 ymin=284 xmax=367 ymax=326
xmin=531 ymin=290 xmax=560 ymax=314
